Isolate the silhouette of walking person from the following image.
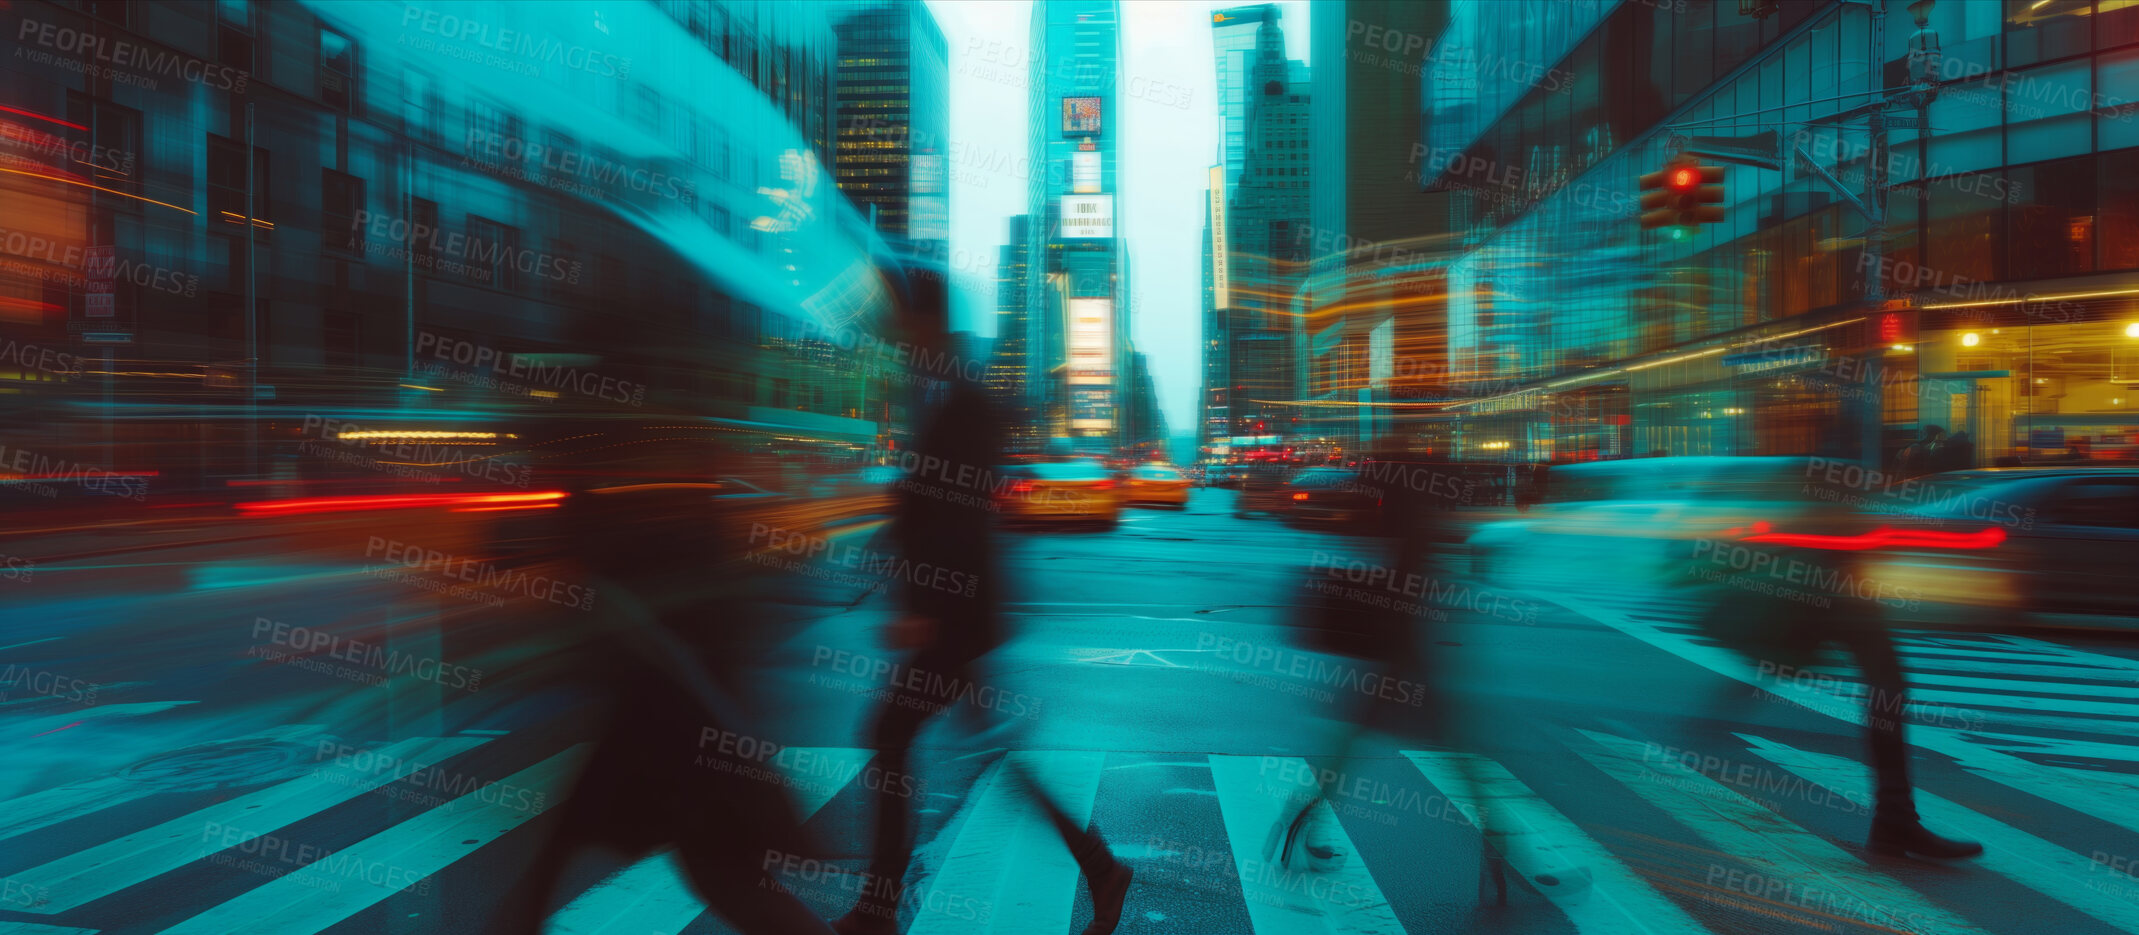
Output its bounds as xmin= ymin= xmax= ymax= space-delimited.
xmin=487 ymin=476 xmax=839 ymax=935
xmin=832 ymin=263 xmax=1132 ymax=935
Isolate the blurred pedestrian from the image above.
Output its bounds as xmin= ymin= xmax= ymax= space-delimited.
xmin=1686 ymin=467 xmax=1981 ymax=860
xmin=1266 ymin=461 xmax=1523 ymax=902
xmin=487 ymin=481 xmax=837 ymax=935
xmin=832 ymin=265 xmax=1131 ymax=935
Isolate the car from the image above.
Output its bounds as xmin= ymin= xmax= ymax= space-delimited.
xmin=1465 ymin=456 xmax=1818 ymax=584
xmin=1282 ymin=467 xmax=1381 ymax=526
xmin=996 ymin=459 xmax=1123 ymax=526
xmin=1858 ymin=467 xmax=2139 ymax=628
xmin=1123 ymin=463 xmax=1191 ymax=506
xmin=1232 ymin=462 xmax=1298 ymax=517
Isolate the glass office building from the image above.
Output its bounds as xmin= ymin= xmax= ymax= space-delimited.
xmin=1 ymin=0 xmax=892 ymax=484
xmin=1426 ymin=0 xmax=2139 ymax=467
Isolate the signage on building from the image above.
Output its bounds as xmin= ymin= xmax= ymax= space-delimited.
xmin=84 ymin=244 xmax=116 ymax=319
xmin=1723 ymin=345 xmax=1827 ymax=373
xmin=1208 ymin=166 xmax=1229 ymax=309
xmin=1067 ymin=298 xmax=1112 ymax=382
xmin=1062 ymin=96 xmax=1102 ymax=136
xmin=1073 ymin=151 xmax=1101 ymax=194
xmin=1061 ymin=194 xmax=1113 ymax=238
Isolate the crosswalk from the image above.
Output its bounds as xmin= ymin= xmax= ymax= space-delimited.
xmin=3 ymin=717 xmax=2137 ymax=934
xmin=1519 ymin=581 xmax=2139 ymax=759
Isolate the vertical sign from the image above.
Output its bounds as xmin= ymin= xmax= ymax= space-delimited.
xmin=1208 ymin=166 xmax=1229 ymax=309
xmin=1072 ymin=151 xmax=1101 ymax=194
xmin=84 ymin=245 xmax=116 ymax=318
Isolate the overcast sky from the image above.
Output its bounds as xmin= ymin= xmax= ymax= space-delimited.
xmin=924 ymin=0 xmax=1310 ymax=437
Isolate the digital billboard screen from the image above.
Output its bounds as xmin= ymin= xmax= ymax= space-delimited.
xmin=1062 ymin=96 xmax=1102 ymax=136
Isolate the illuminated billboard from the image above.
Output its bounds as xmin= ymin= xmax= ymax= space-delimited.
xmin=1208 ymin=166 xmax=1229 ymax=309
xmin=1067 ymin=297 xmax=1112 ymax=385
xmin=1062 ymin=96 xmax=1102 ymax=136
xmin=1072 ymin=151 xmax=1102 ymax=194
xmin=1060 ymin=194 xmax=1113 ymax=239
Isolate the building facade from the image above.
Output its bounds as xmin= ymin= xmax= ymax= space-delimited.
xmin=0 ymin=0 xmax=892 ymax=486
xmin=828 ymin=0 xmax=948 ymax=253
xmin=1424 ymin=0 xmax=2139 ymax=468
xmin=1303 ymin=0 xmax=1453 ymax=460
xmin=1023 ymin=0 xmax=1129 ymax=454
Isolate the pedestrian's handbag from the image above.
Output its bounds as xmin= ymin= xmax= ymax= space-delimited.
xmin=1685 ymin=574 xmax=1823 ymax=672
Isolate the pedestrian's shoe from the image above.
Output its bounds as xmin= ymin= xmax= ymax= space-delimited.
xmin=830 ymin=902 xmax=902 ymax=935
xmin=1262 ymin=797 xmax=1347 ymax=872
xmin=1080 ymin=861 xmax=1133 ymax=935
xmin=1867 ymin=815 xmax=1984 ymax=860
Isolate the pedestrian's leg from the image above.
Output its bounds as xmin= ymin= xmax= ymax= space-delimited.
xmin=996 ymin=758 xmax=1132 ymax=935
xmin=837 ymin=690 xmax=938 ymax=932
xmin=1842 ymin=627 xmax=1914 ymax=818
xmin=1843 ymin=626 xmax=1982 ymax=859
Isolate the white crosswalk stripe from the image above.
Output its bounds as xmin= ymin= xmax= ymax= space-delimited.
xmin=1206 ymin=755 xmax=1405 ymax=935
xmin=1569 ymin=728 xmax=1995 ymax=935
xmin=1525 ymin=583 xmax=2139 ymax=753
xmin=1 ymin=734 xmax=490 ymax=914
xmin=0 ymin=725 xmax=326 ymax=844
xmin=5 ymin=727 xmax=2136 ymax=934
xmin=1401 ymin=751 xmax=1713 ymax=935
xmin=906 ymin=751 xmax=1104 ymax=935
xmin=157 ymin=745 xmax=589 ymax=935
xmin=1737 ymin=733 xmax=2139 ymax=933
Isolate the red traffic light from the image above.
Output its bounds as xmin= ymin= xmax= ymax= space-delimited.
xmin=1670 ymin=167 xmax=1698 ymax=190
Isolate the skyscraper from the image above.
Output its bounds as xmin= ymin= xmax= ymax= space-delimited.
xmin=1025 ymin=0 xmax=1127 ymax=454
xmin=1305 ymin=0 xmax=1452 ymax=455
xmin=1204 ymin=7 xmax=1307 ymax=462
xmin=989 ymin=215 xmax=1039 ymax=452
xmin=828 ymin=0 xmax=949 ymax=255
xmin=1210 ymin=6 xmax=1274 ymax=196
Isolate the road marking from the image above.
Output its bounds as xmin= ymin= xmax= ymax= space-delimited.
xmin=1401 ymin=751 xmax=1713 ymax=935
xmin=1206 ymin=755 xmax=1405 ymax=935
xmin=1905 ymin=672 xmax=2139 ymax=699
xmin=0 ymin=725 xmax=325 ymax=843
xmin=2 ymin=735 xmax=488 ymax=914
xmin=1738 ymin=732 xmax=2139 ymax=934
xmin=0 ymin=637 xmax=62 ymax=653
xmin=0 ymin=924 xmax=99 ymax=934
xmin=908 ymin=751 xmax=1105 ymax=935
xmin=1908 ymin=687 xmax=2139 ymax=719
xmin=542 ymin=747 xmax=874 ymax=935
xmin=1530 ymin=587 xmax=2139 ymax=832
xmin=1570 ymin=729 xmax=1991 ymax=935
xmin=157 ymin=745 xmax=588 ymax=935
xmin=1967 ymin=731 xmax=2139 ymax=762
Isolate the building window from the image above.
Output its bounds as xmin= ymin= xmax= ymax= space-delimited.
xmin=1926 ymin=174 xmax=2003 ymax=284
xmin=466 ymin=216 xmax=518 ymax=290
xmin=320 ymin=26 xmax=357 ymax=114
xmin=2007 ymin=156 xmax=2095 ymax=280
xmin=411 ymin=197 xmax=440 ymax=265
xmin=2103 ymin=148 xmax=2139 ymax=271
xmin=65 ymin=93 xmax=142 ymax=195
xmin=466 ymin=98 xmax=516 ymax=153
xmin=322 ymin=169 xmax=364 ymax=255
xmin=218 ymin=0 xmax=256 ymax=78
xmin=209 ymin=135 xmax=271 ymax=239
xmin=402 ymin=69 xmax=439 ymax=144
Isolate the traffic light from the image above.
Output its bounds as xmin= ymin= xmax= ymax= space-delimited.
xmin=1638 ymin=155 xmax=1726 ymax=231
